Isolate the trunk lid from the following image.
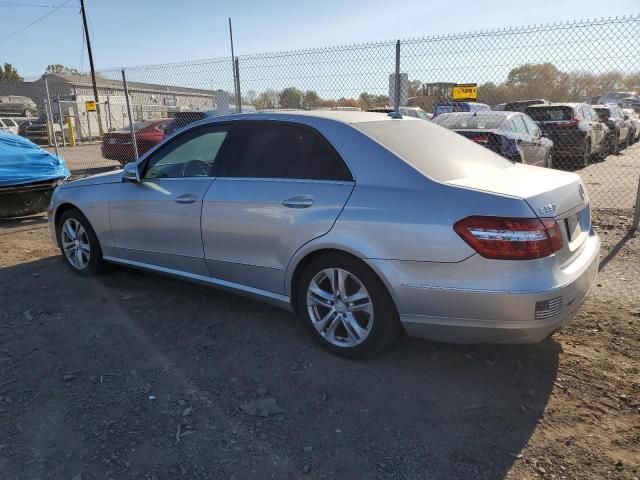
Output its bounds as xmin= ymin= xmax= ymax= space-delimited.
xmin=447 ymin=163 xmax=590 ymax=265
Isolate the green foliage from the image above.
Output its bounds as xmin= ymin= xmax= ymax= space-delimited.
xmin=279 ymin=87 xmax=303 ymax=109
xmin=0 ymin=63 xmax=23 ymax=82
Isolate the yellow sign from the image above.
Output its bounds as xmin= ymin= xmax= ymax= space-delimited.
xmin=452 ymin=84 xmax=478 ymax=101
xmin=85 ymin=100 xmax=97 ymax=112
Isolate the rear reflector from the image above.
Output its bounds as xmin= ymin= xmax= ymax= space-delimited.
xmin=454 ymin=216 xmax=563 ymax=260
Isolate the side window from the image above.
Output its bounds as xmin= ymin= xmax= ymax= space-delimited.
xmin=143 ymin=125 xmax=230 ymax=179
xmin=512 ymin=115 xmax=528 ymax=135
xmin=221 ymin=122 xmax=352 ymax=181
xmin=522 ymin=116 xmax=540 ymax=136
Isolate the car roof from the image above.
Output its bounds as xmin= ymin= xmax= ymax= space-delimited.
xmin=525 ymin=102 xmax=583 ymax=108
xmin=212 ymin=110 xmax=421 ymax=125
xmin=437 ymin=111 xmax=515 ymax=117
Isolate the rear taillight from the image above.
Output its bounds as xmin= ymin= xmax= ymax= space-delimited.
xmin=454 ymin=216 xmax=563 ymax=260
xmin=470 ymin=135 xmax=489 ymax=144
xmin=557 ymin=118 xmax=579 ymax=128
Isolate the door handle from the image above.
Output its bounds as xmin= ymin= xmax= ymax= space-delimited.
xmin=281 ymin=195 xmax=314 ymax=209
xmin=175 ymin=193 xmax=198 ymax=204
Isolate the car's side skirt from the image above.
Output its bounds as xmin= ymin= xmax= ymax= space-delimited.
xmin=102 ymin=255 xmax=293 ymax=312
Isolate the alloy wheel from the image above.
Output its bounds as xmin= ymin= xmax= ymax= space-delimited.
xmin=306 ymin=268 xmax=374 ymax=347
xmin=61 ymin=218 xmax=90 ymax=270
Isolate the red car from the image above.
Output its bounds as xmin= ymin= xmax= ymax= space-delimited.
xmin=102 ymin=119 xmax=169 ymax=163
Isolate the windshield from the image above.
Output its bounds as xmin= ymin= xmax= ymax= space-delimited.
xmin=434 ymin=114 xmax=505 ymax=130
xmin=594 ymin=108 xmax=610 ymax=120
xmin=525 ymin=106 xmax=573 ymax=122
xmin=353 ymin=120 xmax=512 ymax=182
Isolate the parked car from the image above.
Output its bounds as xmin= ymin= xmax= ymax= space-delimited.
xmin=622 ymin=108 xmax=640 ymax=143
xmin=592 ymin=104 xmax=631 ymax=154
xmin=49 ymin=111 xmax=599 ymax=357
xmin=164 ymin=111 xmax=217 ymax=137
xmin=0 ymin=117 xmax=19 ymax=134
xmin=524 ymin=103 xmax=606 ymax=166
xmin=433 ymin=101 xmax=491 ymax=117
xmin=597 ymin=91 xmax=640 ymax=107
xmin=18 ymin=114 xmax=68 ymax=145
xmin=0 ymin=131 xmax=69 ymax=218
xmin=366 ymin=106 xmax=432 ymax=120
xmin=102 ymin=119 xmax=169 ymax=164
xmin=432 ymin=111 xmax=553 ymax=167
xmin=493 ymin=99 xmax=550 ymax=112
xmin=164 ymin=107 xmax=256 ymax=137
xmin=0 ymin=95 xmax=37 ymax=117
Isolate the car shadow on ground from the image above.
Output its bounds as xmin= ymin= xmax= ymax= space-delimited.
xmin=0 ymin=256 xmax=560 ymax=479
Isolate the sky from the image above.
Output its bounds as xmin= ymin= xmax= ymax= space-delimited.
xmin=1 ymin=0 xmax=638 ymax=78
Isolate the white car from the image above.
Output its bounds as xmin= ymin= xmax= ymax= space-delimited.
xmin=0 ymin=118 xmax=19 ymax=134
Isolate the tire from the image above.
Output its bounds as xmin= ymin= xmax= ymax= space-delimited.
xmin=578 ymin=139 xmax=590 ymax=168
xmin=56 ymin=208 xmax=105 ymax=276
xmin=613 ymin=134 xmax=621 ymax=154
xmin=297 ymin=253 xmax=400 ymax=358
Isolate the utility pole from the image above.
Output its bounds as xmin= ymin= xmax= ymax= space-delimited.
xmin=80 ymin=0 xmax=103 ymax=135
xmin=228 ymin=18 xmax=239 ymax=112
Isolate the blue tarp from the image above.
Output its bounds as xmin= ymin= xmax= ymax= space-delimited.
xmin=0 ymin=132 xmax=70 ymax=187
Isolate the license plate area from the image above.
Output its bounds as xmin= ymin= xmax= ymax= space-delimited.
xmin=565 ymin=213 xmax=581 ymax=242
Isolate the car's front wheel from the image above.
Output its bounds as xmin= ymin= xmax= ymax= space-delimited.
xmin=297 ymin=253 xmax=400 ymax=358
xmin=57 ymin=209 xmax=105 ymax=276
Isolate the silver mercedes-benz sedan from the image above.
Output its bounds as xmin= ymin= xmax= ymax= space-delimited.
xmin=48 ymin=111 xmax=600 ymax=357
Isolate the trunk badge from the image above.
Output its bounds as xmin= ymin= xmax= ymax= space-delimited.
xmin=539 ymin=203 xmax=557 ymax=214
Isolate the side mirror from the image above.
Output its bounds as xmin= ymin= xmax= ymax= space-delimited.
xmin=122 ymin=162 xmax=140 ymax=183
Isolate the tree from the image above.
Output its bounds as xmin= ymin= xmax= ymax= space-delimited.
xmin=358 ymin=92 xmax=388 ymax=109
xmin=279 ymin=87 xmax=303 ymax=109
xmin=301 ymin=90 xmax=321 ymax=109
xmin=0 ymin=63 xmax=23 ymax=82
xmin=254 ymin=89 xmax=279 ymax=110
xmin=244 ymin=89 xmax=258 ymax=105
xmin=336 ymin=97 xmax=359 ymax=108
xmin=45 ymin=64 xmax=82 ymax=76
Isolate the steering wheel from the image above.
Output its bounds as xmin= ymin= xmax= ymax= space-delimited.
xmin=182 ymin=159 xmax=210 ymax=177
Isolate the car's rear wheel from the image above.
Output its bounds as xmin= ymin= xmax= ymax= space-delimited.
xmin=57 ymin=209 xmax=105 ymax=276
xmin=297 ymin=253 xmax=400 ymax=358
xmin=578 ymin=139 xmax=590 ymax=167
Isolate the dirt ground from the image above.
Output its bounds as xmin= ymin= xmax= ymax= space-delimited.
xmin=0 ymin=210 xmax=638 ymax=480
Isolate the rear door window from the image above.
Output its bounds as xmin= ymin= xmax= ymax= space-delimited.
xmin=221 ymin=122 xmax=353 ymax=181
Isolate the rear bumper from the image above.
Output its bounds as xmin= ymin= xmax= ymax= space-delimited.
xmin=547 ymin=131 xmax=586 ymax=156
xmin=367 ymin=231 xmax=600 ymax=344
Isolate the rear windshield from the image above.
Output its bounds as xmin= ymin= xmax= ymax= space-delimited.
xmin=434 ymin=103 xmax=468 ymax=115
xmin=594 ymin=108 xmax=610 ymax=120
xmin=434 ymin=114 xmax=505 ymax=130
xmin=353 ymin=120 xmax=513 ymax=182
xmin=525 ymin=106 xmax=573 ymax=122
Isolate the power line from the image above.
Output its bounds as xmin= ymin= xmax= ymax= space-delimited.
xmin=0 ymin=1 xmax=76 ymax=7
xmin=0 ymin=0 xmax=74 ymax=43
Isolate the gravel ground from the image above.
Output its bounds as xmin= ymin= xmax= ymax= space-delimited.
xmin=0 ymin=211 xmax=638 ymax=480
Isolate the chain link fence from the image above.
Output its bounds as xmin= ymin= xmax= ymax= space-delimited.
xmin=1 ymin=15 xmax=638 ymax=224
